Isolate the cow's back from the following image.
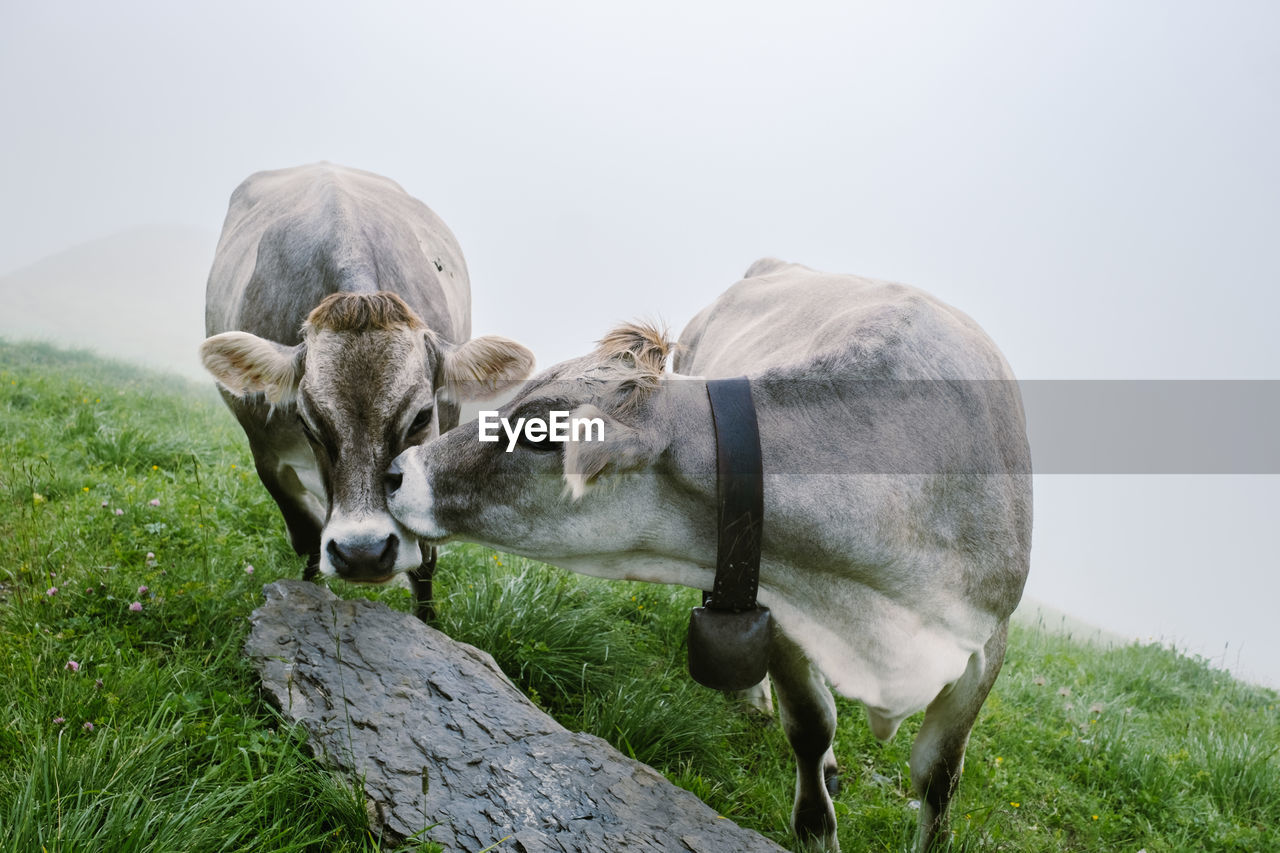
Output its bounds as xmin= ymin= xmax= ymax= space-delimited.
xmin=676 ymin=259 xmax=1015 ymax=383
xmin=205 ymin=163 xmax=469 ymax=344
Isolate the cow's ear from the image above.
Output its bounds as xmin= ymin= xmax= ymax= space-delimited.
xmin=439 ymin=335 xmax=535 ymax=402
xmin=562 ymin=405 xmax=663 ymax=500
xmin=200 ymin=332 xmax=304 ymax=404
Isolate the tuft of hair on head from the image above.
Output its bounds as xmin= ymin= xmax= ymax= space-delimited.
xmin=596 ymin=321 xmax=672 ymax=368
xmin=592 ymin=321 xmax=673 ymax=414
xmin=304 ymin=291 xmax=427 ymax=334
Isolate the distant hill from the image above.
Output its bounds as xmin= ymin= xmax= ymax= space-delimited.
xmin=0 ymin=224 xmax=218 ymax=381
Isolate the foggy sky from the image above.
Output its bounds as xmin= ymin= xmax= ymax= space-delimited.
xmin=5 ymin=1 xmax=1277 ymax=378
xmin=2 ymin=1 xmax=1277 ymax=683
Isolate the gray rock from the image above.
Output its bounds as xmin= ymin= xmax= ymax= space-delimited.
xmin=245 ymin=579 xmax=788 ymax=852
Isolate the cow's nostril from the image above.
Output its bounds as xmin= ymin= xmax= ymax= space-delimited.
xmin=378 ymin=534 xmax=398 ymax=571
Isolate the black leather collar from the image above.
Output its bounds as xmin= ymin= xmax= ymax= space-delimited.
xmin=703 ymin=376 xmax=764 ymax=612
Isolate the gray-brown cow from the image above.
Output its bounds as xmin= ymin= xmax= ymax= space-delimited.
xmin=386 ymin=259 xmax=1032 ymax=850
xmin=201 ymin=163 xmax=533 ymax=616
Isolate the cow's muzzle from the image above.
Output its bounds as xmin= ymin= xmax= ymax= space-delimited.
xmin=326 ymin=533 xmax=400 ymax=582
xmin=384 ymin=449 xmax=449 ymax=541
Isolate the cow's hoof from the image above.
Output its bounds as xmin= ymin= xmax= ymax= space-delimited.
xmin=793 ymin=796 xmax=838 ymax=852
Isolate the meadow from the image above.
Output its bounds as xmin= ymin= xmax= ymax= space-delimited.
xmin=1 ymin=338 xmax=1276 ymax=852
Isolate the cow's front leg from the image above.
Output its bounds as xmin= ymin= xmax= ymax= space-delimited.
xmin=250 ymin=456 xmax=322 ymax=581
xmin=408 ymin=543 xmax=437 ymax=623
xmin=408 ymin=400 xmax=455 ymax=623
xmin=770 ymin=631 xmax=840 ymax=851
xmin=727 ymin=676 xmax=775 ymax=717
xmin=302 ymin=553 xmax=321 ymax=581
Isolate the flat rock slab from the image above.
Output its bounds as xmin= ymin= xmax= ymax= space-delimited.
xmin=245 ymin=579 xmax=788 ymax=853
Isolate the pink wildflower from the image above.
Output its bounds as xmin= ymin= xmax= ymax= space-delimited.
xmin=114 ymin=508 xmax=124 ymax=516
xmin=245 ymin=564 xmax=255 ymax=575
xmin=149 ymin=498 xmax=160 ymax=507
xmin=46 ymin=587 xmax=57 ymax=596
xmin=137 ymin=585 xmax=149 ymax=596
xmin=52 ymin=716 xmax=65 ymax=725
xmin=83 ymin=721 xmax=94 ymax=732
xmin=129 ymin=601 xmax=143 ymax=612
xmin=65 ymin=660 xmax=80 ymax=672
xmin=101 ymin=500 xmax=109 ymax=508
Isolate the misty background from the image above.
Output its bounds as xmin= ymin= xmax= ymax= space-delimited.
xmin=2 ymin=2 xmax=1276 ymax=685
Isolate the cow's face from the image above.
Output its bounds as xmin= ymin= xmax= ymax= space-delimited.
xmin=386 ymin=323 xmax=715 ymax=562
xmin=202 ymin=292 xmax=534 ymax=582
xmin=295 ymin=323 xmax=437 ymax=581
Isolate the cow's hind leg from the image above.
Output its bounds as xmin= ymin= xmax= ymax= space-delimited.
xmin=770 ymin=631 xmax=840 ymax=851
xmin=409 ymin=543 xmax=437 ymax=623
xmin=909 ymin=619 xmax=1008 ymax=852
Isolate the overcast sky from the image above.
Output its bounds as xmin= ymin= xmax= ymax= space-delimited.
xmin=2 ymin=1 xmax=1277 ymax=682
xmin=5 ymin=1 xmax=1278 ymax=377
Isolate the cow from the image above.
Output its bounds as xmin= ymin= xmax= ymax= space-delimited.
xmin=384 ymin=258 xmax=1032 ymax=851
xmin=200 ymin=163 xmax=534 ymax=619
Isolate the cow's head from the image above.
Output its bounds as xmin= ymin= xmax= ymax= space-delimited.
xmin=201 ymin=291 xmax=534 ymax=582
xmin=385 ymin=322 xmax=717 ymax=564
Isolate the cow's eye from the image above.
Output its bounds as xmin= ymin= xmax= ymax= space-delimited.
xmin=514 ymin=414 xmax=560 ymax=452
xmin=516 ymin=430 xmax=558 ymax=451
xmin=408 ymin=407 xmax=434 ymax=435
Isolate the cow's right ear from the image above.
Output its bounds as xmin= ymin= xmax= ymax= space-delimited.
xmin=200 ymin=332 xmax=304 ymax=404
xmin=562 ymin=405 xmax=664 ymax=500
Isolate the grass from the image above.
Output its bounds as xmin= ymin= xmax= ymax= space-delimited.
xmin=2 ymin=337 xmax=1277 ymax=852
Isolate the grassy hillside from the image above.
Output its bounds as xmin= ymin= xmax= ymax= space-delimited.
xmin=1 ymin=339 xmax=1276 ymax=852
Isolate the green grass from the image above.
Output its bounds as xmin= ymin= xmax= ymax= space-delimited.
xmin=2 ymin=338 xmax=1278 ymax=852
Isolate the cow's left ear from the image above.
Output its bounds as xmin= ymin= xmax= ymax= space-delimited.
xmin=200 ymin=332 xmax=304 ymax=404
xmin=439 ymin=335 xmax=536 ymax=402
xmin=562 ymin=405 xmax=665 ymax=500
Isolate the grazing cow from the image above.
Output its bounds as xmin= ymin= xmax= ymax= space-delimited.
xmin=201 ymin=163 xmax=533 ymax=617
xmin=385 ymin=259 xmax=1032 ymax=851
